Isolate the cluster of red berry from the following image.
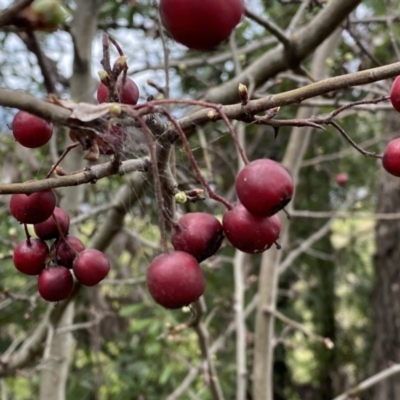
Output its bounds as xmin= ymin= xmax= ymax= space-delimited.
xmin=10 ymin=111 xmax=111 ymax=302
xmin=383 ymin=77 xmax=400 ymax=176
xmin=147 ymin=159 xmax=294 ymax=309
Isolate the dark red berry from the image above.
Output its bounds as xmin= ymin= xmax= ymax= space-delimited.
xmin=12 ymin=110 xmax=53 ymax=148
xmin=73 ymin=249 xmax=111 ymax=286
xmin=160 ymin=0 xmax=244 ymax=50
xmin=9 ymin=189 xmax=56 ymax=224
xmin=235 ymin=159 xmax=294 ymax=217
xmin=390 ymin=76 xmax=400 ymax=113
xmin=34 ymin=207 xmax=70 ymax=240
xmin=53 ymin=235 xmax=85 ymax=268
xmin=171 ymin=212 xmax=224 ymax=262
xmin=222 ymin=203 xmax=281 ymax=254
xmin=335 ymin=172 xmax=349 ymax=186
xmin=382 ymin=138 xmax=400 ymax=177
xmin=147 ymin=251 xmax=205 ymax=309
xmin=97 ymin=77 xmax=139 ymax=105
xmin=38 ymin=266 xmax=73 ymax=302
xmin=13 ymin=238 xmax=49 ymax=275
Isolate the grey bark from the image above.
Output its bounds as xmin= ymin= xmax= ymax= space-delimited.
xmin=252 ymin=29 xmax=343 ymax=400
xmin=371 ymin=112 xmax=400 ymax=400
xmin=204 ymin=0 xmax=361 ymax=105
xmin=39 ymin=1 xmax=102 ymax=399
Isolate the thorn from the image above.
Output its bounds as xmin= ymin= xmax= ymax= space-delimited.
xmin=282 ymin=208 xmax=291 ymax=220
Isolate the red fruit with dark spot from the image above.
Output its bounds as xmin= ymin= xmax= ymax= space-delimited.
xmin=34 ymin=207 xmax=70 ymax=240
xmin=390 ymin=76 xmax=400 ymax=113
xmin=160 ymin=0 xmax=244 ymax=50
xmin=335 ymin=172 xmax=349 ymax=186
xmin=13 ymin=238 xmax=49 ymax=275
xmin=222 ymin=203 xmax=281 ymax=254
xmin=171 ymin=212 xmax=224 ymax=262
xmin=97 ymin=77 xmax=139 ymax=105
xmin=12 ymin=110 xmax=53 ymax=148
xmin=38 ymin=266 xmax=73 ymax=302
xmin=382 ymin=138 xmax=400 ymax=177
xmin=9 ymin=189 xmax=56 ymax=224
xmin=235 ymin=159 xmax=294 ymax=217
xmin=147 ymin=251 xmax=205 ymax=309
xmin=53 ymin=235 xmax=85 ymax=268
xmin=73 ymin=249 xmax=111 ymax=286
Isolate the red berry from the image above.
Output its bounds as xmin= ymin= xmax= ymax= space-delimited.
xmin=13 ymin=238 xmax=49 ymax=275
xmin=235 ymin=159 xmax=294 ymax=217
xmin=160 ymin=0 xmax=244 ymax=50
xmin=147 ymin=251 xmax=205 ymax=309
xmin=53 ymin=235 xmax=85 ymax=268
xmin=73 ymin=249 xmax=111 ymax=286
xmin=34 ymin=207 xmax=70 ymax=240
xmin=38 ymin=266 xmax=73 ymax=302
xmin=171 ymin=212 xmax=224 ymax=262
xmin=222 ymin=203 xmax=281 ymax=254
xmin=12 ymin=110 xmax=53 ymax=148
xmin=383 ymin=138 xmax=400 ymax=177
xmin=9 ymin=189 xmax=56 ymax=224
xmin=335 ymin=172 xmax=349 ymax=186
xmin=97 ymin=77 xmax=139 ymax=105
xmin=390 ymin=76 xmax=400 ymax=113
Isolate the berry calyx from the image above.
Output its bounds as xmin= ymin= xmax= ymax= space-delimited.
xmin=159 ymin=0 xmax=244 ymax=50
xmin=382 ymin=138 xmax=400 ymax=177
xmin=12 ymin=110 xmax=53 ymax=148
xmin=171 ymin=212 xmax=224 ymax=262
xmin=147 ymin=251 xmax=205 ymax=309
xmin=13 ymin=238 xmax=49 ymax=275
xmin=222 ymin=203 xmax=281 ymax=254
xmin=38 ymin=266 xmax=73 ymax=302
xmin=235 ymin=159 xmax=294 ymax=217
xmin=97 ymin=76 xmax=139 ymax=105
xmin=9 ymin=188 xmax=56 ymax=224
xmin=34 ymin=207 xmax=70 ymax=240
xmin=73 ymin=249 xmax=111 ymax=286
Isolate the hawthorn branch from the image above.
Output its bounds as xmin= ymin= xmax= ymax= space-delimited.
xmin=291 ymin=210 xmax=400 ymax=219
xmin=0 ymin=0 xmax=34 ymax=27
xmin=0 ymin=288 xmax=78 ymax=377
xmin=333 ymin=364 xmax=400 ymax=400
xmin=0 ymin=157 xmax=150 ymax=195
xmin=205 ymin=0 xmax=362 ymax=104
xmin=263 ymin=307 xmax=334 ymax=348
xmin=191 ymin=300 xmax=225 ymax=400
xmin=0 ymin=61 xmax=400 ymax=140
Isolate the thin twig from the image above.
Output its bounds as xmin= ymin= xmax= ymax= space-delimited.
xmin=263 ymin=307 xmax=334 ymax=348
xmin=333 ymin=364 xmax=400 ymax=400
xmin=191 ymin=300 xmax=225 ymax=400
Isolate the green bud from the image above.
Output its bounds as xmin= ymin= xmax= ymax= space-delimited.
xmin=174 ymin=192 xmax=187 ymax=204
xmin=32 ymin=0 xmax=69 ymax=25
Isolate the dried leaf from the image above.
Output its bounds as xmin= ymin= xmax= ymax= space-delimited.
xmin=48 ymin=97 xmax=113 ymax=122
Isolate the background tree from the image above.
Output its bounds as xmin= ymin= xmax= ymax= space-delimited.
xmin=1 ymin=1 xmax=400 ymax=400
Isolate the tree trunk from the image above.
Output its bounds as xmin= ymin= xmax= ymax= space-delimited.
xmin=252 ymin=29 xmax=343 ymax=400
xmin=371 ymin=112 xmax=400 ymax=400
xmin=39 ymin=1 xmax=102 ymax=399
